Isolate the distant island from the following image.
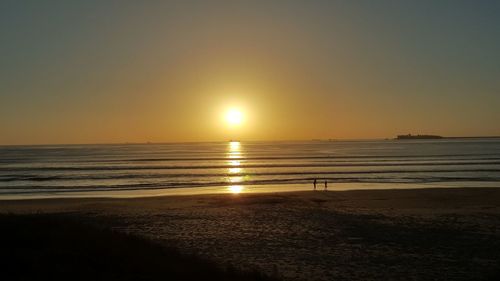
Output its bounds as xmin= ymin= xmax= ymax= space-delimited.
xmin=396 ymin=134 xmax=443 ymax=140
xmin=395 ymin=134 xmax=500 ymax=140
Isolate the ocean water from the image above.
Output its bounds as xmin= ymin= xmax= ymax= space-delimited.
xmin=1 ymin=139 xmax=500 ymax=197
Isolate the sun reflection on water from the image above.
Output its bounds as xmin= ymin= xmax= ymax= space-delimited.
xmin=229 ymin=176 xmax=244 ymax=183
xmin=227 ymin=141 xmax=246 ymax=194
xmin=228 ymin=167 xmax=242 ymax=174
xmin=228 ymin=185 xmax=244 ymax=193
xmin=227 ymin=141 xmax=242 ymax=159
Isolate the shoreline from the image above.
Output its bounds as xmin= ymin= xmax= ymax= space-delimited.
xmin=2 ymin=186 xmax=500 ymax=215
xmin=1 ymin=181 xmax=499 ymax=201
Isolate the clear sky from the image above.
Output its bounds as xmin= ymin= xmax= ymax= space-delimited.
xmin=1 ymin=0 xmax=499 ymax=145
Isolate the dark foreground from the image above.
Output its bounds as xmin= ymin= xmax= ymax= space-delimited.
xmin=0 ymin=214 xmax=277 ymax=281
xmin=2 ymin=188 xmax=500 ymax=280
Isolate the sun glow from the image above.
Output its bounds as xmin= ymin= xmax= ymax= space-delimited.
xmin=226 ymin=109 xmax=243 ymax=126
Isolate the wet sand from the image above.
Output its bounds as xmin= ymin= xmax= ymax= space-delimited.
xmin=2 ymin=187 xmax=500 ymax=280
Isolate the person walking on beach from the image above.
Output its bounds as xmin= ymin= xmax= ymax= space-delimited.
xmin=313 ymin=179 xmax=317 ymax=190
xmin=324 ymin=180 xmax=328 ymax=191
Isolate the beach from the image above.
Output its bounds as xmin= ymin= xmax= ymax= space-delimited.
xmin=2 ymin=187 xmax=500 ymax=281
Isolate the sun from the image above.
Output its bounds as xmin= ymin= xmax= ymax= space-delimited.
xmin=226 ymin=108 xmax=243 ymax=125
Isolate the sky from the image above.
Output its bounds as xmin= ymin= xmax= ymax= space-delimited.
xmin=1 ymin=0 xmax=499 ymax=145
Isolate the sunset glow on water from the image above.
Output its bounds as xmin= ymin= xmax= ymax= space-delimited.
xmin=1 ymin=139 xmax=499 ymax=198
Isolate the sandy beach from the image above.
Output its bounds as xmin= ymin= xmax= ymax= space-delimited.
xmin=2 ymin=187 xmax=500 ymax=281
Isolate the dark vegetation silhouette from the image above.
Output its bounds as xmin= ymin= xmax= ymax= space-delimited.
xmin=0 ymin=214 xmax=279 ymax=281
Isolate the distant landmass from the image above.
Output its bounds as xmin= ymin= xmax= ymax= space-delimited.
xmin=395 ymin=134 xmax=500 ymax=140
xmin=396 ymin=134 xmax=443 ymax=140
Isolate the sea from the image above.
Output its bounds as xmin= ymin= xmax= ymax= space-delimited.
xmin=1 ymin=139 xmax=500 ymax=198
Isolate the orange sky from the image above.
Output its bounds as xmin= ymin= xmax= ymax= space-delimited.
xmin=1 ymin=1 xmax=499 ymax=145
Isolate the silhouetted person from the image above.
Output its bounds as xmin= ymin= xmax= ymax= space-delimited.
xmin=324 ymin=180 xmax=328 ymax=191
xmin=313 ymin=179 xmax=317 ymax=190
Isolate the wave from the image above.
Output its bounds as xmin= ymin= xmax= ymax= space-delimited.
xmin=2 ymin=140 xmax=500 ymax=195
xmin=1 ymin=168 xmax=500 ymax=182
xmin=2 ymin=154 xmax=500 ymax=164
xmin=1 ymin=176 xmax=500 ymax=193
xmin=1 ymin=161 xmax=500 ymax=172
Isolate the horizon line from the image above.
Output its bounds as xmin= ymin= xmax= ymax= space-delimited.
xmin=2 ymin=135 xmax=500 ymax=147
